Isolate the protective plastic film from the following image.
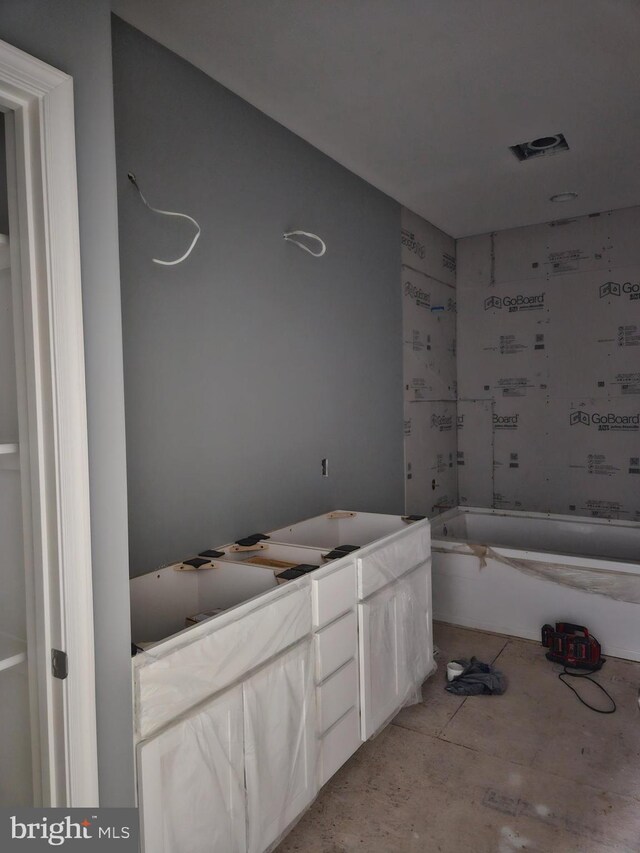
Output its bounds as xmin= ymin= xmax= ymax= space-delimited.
xmin=132 ymin=512 xmax=436 ymax=852
xmin=436 ymin=542 xmax=640 ymax=604
xmin=371 ymin=523 xmax=435 ymax=725
xmin=137 ymin=685 xmax=246 ymax=853
xmin=137 ymin=638 xmax=318 ymax=853
xmin=357 ymin=522 xmax=431 ymax=599
xmin=359 ymin=544 xmax=435 ymax=740
xmin=399 ymin=560 xmax=436 ymax=706
xmin=244 ymin=640 xmax=317 ymax=853
xmin=134 ymin=581 xmax=312 ymax=739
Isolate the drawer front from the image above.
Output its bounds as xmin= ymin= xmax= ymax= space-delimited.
xmin=314 ymin=610 xmax=357 ymax=683
xmin=135 ymin=583 xmax=312 ymax=739
xmin=317 ymin=658 xmax=358 ymax=734
xmin=312 ymin=560 xmax=356 ymax=628
xmin=357 ymin=524 xmax=430 ymax=600
xmin=319 ymin=707 xmax=361 ymax=787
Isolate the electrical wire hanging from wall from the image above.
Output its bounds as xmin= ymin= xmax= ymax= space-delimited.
xmin=128 ymin=172 xmax=201 ymax=266
xmin=283 ymin=230 xmax=326 ymax=257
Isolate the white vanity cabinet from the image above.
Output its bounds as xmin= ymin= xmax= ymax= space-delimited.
xmin=358 ymin=581 xmax=405 ymax=738
xmin=136 ymin=639 xmax=317 ymax=853
xmin=137 ymin=686 xmax=246 ymax=853
xmin=243 ymin=640 xmax=317 ymax=853
xmin=401 ymin=561 xmax=434 ymax=688
xmin=269 ymin=510 xmax=411 ymax=551
xmin=216 ymin=542 xmax=362 ymax=787
xmin=270 ymin=512 xmax=434 ymax=742
xmin=130 ymin=510 xmax=433 ymax=853
xmin=308 ymin=557 xmax=361 ymax=785
xmin=358 ymin=560 xmax=433 ymax=739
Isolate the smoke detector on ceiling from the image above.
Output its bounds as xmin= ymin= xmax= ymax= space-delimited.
xmin=510 ymin=133 xmax=569 ymax=161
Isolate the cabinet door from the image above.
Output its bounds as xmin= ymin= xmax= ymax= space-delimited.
xmin=358 ymin=583 xmax=408 ymax=740
xmin=243 ymin=640 xmax=317 ymax=853
xmin=137 ymin=685 xmax=246 ymax=853
xmin=358 ymin=563 xmax=434 ymax=740
xmin=398 ymin=561 xmax=434 ymax=692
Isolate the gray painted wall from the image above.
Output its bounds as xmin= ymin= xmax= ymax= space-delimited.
xmin=0 ymin=2 xmax=134 ymax=806
xmin=112 ymin=18 xmax=403 ymax=577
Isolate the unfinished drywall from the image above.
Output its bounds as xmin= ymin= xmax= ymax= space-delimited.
xmin=457 ymin=207 xmax=640 ymax=522
xmin=112 ymin=19 xmax=403 ymax=577
xmin=402 ymin=207 xmax=457 ymax=516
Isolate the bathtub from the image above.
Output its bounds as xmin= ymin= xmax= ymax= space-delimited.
xmin=431 ymin=507 xmax=640 ymax=661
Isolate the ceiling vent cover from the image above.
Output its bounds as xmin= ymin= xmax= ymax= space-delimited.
xmin=510 ymin=133 xmax=569 ymax=161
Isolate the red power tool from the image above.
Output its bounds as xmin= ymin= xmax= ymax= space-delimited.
xmin=541 ymin=623 xmax=603 ymax=670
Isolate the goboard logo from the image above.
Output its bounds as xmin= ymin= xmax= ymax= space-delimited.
xmin=431 ymin=413 xmax=453 ymax=430
xmin=599 ymin=281 xmax=621 ymax=298
xmin=401 ymin=229 xmax=425 ymax=260
xmin=484 ymin=293 xmax=545 ymax=312
xmin=599 ymin=280 xmax=640 ymax=300
xmin=404 ymin=281 xmax=431 ymax=307
xmin=492 ymin=413 xmax=519 ymax=429
xmin=569 ymin=410 xmax=590 ymax=426
xmin=442 ymin=252 xmax=456 ymax=274
xmin=570 ymin=410 xmax=640 ymax=430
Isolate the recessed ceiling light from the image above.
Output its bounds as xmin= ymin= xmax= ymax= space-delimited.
xmin=550 ymin=192 xmax=578 ymax=203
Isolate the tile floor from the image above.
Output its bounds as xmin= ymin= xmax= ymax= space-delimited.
xmin=277 ymin=622 xmax=640 ymax=853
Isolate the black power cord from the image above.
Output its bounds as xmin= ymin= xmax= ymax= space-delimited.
xmin=558 ymin=663 xmax=617 ymax=714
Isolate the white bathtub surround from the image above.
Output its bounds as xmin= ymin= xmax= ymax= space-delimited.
xmin=431 ymin=507 xmax=640 ymax=662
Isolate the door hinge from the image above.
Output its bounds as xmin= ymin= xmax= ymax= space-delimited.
xmin=51 ymin=649 xmax=68 ymax=680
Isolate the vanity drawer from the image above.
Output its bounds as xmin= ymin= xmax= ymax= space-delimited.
xmin=312 ymin=560 xmax=356 ymax=628
xmin=317 ymin=658 xmax=358 ymax=735
xmin=357 ymin=524 xmax=430 ymax=599
xmin=314 ymin=610 xmax=357 ymax=683
xmin=319 ymin=707 xmax=361 ymax=787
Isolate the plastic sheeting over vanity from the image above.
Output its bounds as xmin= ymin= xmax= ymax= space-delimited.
xmin=130 ymin=511 xmax=434 ymax=853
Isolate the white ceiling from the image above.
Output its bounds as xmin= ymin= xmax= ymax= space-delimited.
xmin=112 ymin=0 xmax=640 ymax=237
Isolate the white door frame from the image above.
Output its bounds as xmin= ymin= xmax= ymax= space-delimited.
xmin=0 ymin=40 xmax=99 ymax=805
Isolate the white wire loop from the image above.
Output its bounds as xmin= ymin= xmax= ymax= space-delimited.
xmin=128 ymin=172 xmax=201 ymax=266
xmin=283 ymin=230 xmax=327 ymax=257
